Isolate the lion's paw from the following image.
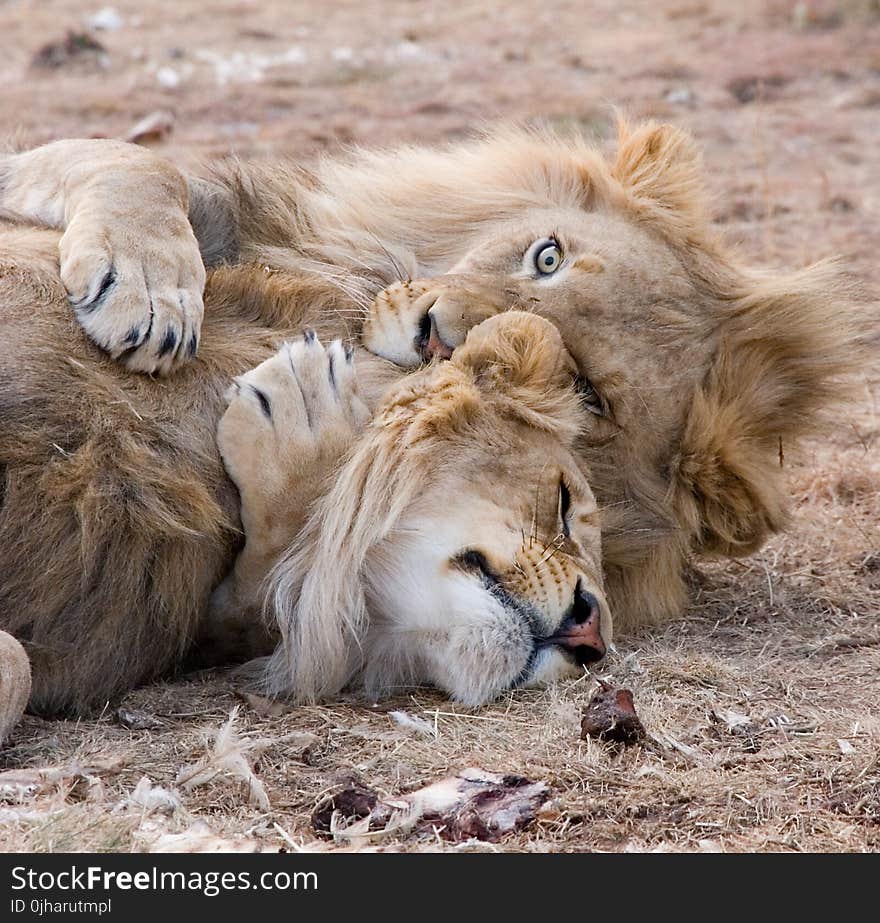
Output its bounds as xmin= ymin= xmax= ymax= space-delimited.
xmin=59 ymin=210 xmax=205 ymax=376
xmin=218 ymin=333 xmax=369 ymax=501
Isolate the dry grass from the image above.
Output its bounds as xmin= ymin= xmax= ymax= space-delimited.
xmin=0 ymin=0 xmax=878 ymax=852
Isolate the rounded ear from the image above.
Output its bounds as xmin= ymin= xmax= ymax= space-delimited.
xmin=452 ymin=311 xmax=581 ymax=435
xmin=611 ymin=117 xmax=708 ymax=241
xmin=672 ymin=261 xmax=867 ymax=555
xmin=453 ymin=311 xmax=571 ymax=383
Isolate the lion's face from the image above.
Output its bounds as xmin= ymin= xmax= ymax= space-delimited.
xmin=268 ymin=313 xmax=611 ymax=706
xmin=363 ymin=204 xmax=711 ymax=458
xmin=362 ymin=382 xmax=609 ymax=705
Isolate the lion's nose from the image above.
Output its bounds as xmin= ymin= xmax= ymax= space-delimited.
xmin=416 ymin=309 xmax=454 ymax=361
xmin=552 ymin=584 xmax=606 ymax=665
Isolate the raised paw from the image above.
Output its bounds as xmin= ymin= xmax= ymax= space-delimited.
xmin=60 ymin=210 xmax=206 ymax=376
xmin=217 ymin=334 xmax=369 ymax=504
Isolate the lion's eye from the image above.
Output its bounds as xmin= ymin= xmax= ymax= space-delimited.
xmin=530 ymin=238 xmax=563 ymax=276
xmin=575 ymin=374 xmax=604 ymax=417
xmin=558 ymin=479 xmax=572 ymax=537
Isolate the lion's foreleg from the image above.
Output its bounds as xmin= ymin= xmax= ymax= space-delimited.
xmin=203 ymin=335 xmax=369 ymax=659
xmin=1 ymin=141 xmax=205 ymax=375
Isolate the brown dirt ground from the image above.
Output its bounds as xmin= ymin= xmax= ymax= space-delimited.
xmin=1 ymin=0 xmax=878 ymax=853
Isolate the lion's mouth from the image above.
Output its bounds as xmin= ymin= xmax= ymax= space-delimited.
xmin=537 ymin=633 xmax=605 ymax=666
xmin=489 ymin=582 xmax=605 ymax=680
xmin=451 ymin=547 xmax=606 ymax=688
xmin=413 ymin=303 xmax=455 ymax=362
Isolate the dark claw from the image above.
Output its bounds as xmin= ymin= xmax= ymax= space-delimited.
xmin=71 ymin=267 xmax=116 ymax=314
xmin=157 ymin=326 xmax=178 ymax=358
xmin=344 ymin=344 xmax=354 ymax=363
xmin=118 ymin=300 xmax=156 ymax=364
xmin=328 ymin=351 xmax=337 ymax=389
xmin=109 ymin=308 xmax=152 ymax=364
xmin=250 ymin=385 xmax=272 ymax=420
xmin=186 ymin=332 xmax=199 ymax=358
xmin=303 ymin=328 xmax=316 ymax=344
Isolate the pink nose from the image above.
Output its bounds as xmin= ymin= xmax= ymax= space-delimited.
xmin=417 ymin=310 xmax=454 ymax=360
xmin=552 ymin=587 xmax=606 ymax=665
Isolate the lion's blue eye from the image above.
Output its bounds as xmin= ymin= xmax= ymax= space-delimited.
xmin=533 ymin=240 xmax=562 ymax=275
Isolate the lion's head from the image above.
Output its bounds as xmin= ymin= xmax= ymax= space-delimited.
xmin=263 ymin=312 xmax=610 ymax=705
xmin=356 ymin=118 xmax=864 ymax=630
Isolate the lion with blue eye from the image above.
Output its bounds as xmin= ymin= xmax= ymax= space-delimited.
xmin=0 ymin=117 xmax=857 ymax=730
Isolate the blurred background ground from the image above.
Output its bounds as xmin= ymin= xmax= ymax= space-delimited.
xmin=0 ymin=0 xmax=877 ymax=852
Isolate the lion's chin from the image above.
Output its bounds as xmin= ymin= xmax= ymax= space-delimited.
xmin=517 ymin=646 xmax=585 ymax=690
xmin=359 ymin=644 xmax=584 ymax=706
xmin=358 ymin=623 xmax=585 ymax=707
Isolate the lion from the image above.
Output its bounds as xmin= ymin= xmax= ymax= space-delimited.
xmin=0 ymin=118 xmax=862 ymax=725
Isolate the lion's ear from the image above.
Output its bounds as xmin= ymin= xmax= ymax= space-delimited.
xmin=453 ymin=311 xmax=581 ymax=435
xmin=454 ymin=311 xmax=572 ymax=385
xmin=672 ymin=262 xmax=865 ymax=555
xmin=611 ymin=118 xmax=707 ymax=239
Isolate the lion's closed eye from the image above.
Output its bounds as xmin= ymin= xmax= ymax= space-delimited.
xmin=574 ymin=373 xmax=606 ymax=418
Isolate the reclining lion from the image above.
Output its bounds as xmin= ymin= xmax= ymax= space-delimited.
xmin=0 ymin=118 xmax=861 ymax=727
xmin=0 ymin=306 xmax=609 ymax=735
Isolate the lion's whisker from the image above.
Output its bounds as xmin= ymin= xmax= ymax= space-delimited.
xmin=366 ymin=229 xmax=411 ymax=284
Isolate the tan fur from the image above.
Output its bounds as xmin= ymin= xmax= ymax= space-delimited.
xmin=0 ymin=239 xmax=387 ymax=720
xmin=0 ymin=120 xmax=865 ymax=726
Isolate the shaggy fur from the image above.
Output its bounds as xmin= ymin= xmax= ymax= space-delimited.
xmin=198 ymin=119 xmax=864 ymax=629
xmin=0 ymin=119 xmax=865 ymax=721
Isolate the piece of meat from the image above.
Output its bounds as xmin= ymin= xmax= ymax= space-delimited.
xmin=581 ymin=681 xmax=646 ymax=745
